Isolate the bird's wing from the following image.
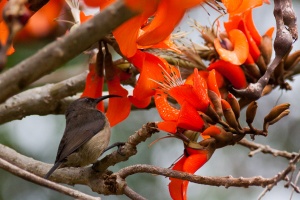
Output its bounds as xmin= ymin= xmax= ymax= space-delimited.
xmin=54 ymin=110 xmax=106 ymax=164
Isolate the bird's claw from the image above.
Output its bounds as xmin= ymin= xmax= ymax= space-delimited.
xmin=103 ymin=142 xmax=126 ymax=156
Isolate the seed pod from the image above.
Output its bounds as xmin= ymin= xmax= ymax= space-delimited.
xmin=202 ymin=125 xmax=234 ymax=148
xmin=274 ymin=60 xmax=285 ymax=82
xmin=269 ymin=110 xmax=290 ymax=125
xmin=246 ymin=101 xmax=257 ymax=125
xmin=264 ymin=103 xmax=290 ymax=123
xmin=227 ymin=93 xmax=240 ymax=119
xmin=256 ymin=55 xmax=267 ymax=74
xmin=206 ymin=104 xmax=221 ymax=123
xmin=208 ymin=90 xmax=223 ymax=117
xmin=262 ymin=84 xmax=273 ymax=96
xmin=244 ymin=63 xmax=261 ymax=79
xmin=259 ymin=35 xmax=273 ymax=65
xmin=284 ymin=50 xmax=300 ymax=71
xmin=200 ymin=112 xmax=216 ymax=125
xmin=221 ymin=99 xmax=239 ymax=130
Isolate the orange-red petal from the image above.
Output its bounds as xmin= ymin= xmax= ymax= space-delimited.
xmin=106 ymin=77 xmax=131 ymax=127
xmin=125 ymin=0 xmax=159 ymax=13
xmin=238 ymin=20 xmax=261 ymax=62
xmin=202 ymin=125 xmax=222 ymax=137
xmin=228 ymin=0 xmax=263 ymax=16
xmin=17 ymin=0 xmax=64 ymax=39
xmin=0 ymin=21 xmax=14 ymax=55
xmin=131 ymin=53 xmax=167 ymax=101
xmin=208 ymin=60 xmax=247 ymax=89
xmin=244 ymin=10 xmax=262 ymax=45
xmin=84 ymin=0 xmax=114 ymax=9
xmin=81 ymin=64 xmax=103 ymax=97
xmin=113 ymin=16 xmax=143 ymax=57
xmin=177 ymin=101 xmax=204 ymax=131
xmin=207 ymin=69 xmax=221 ymax=97
xmin=169 ymin=156 xmax=186 ymax=200
xmin=214 ymin=29 xmax=249 ymax=65
xmin=221 ymin=0 xmax=242 ymax=13
xmin=128 ymin=96 xmax=151 ymax=109
xmin=137 ymin=0 xmax=186 ymax=46
xmin=154 ymin=91 xmax=180 ymax=121
xmin=157 ymin=121 xmax=178 ymax=133
xmin=169 ymin=150 xmax=208 ymax=200
xmin=182 ymin=151 xmax=208 ymax=173
xmin=264 ymin=27 xmax=275 ymax=38
xmin=192 ymin=69 xmax=210 ymax=111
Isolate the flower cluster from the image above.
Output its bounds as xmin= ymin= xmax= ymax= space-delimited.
xmin=0 ymin=0 xmax=293 ymax=199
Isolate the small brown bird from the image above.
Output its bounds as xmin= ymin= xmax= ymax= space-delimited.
xmin=45 ymin=95 xmax=119 ymax=179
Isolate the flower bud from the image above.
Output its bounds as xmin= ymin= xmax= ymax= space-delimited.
xmin=268 ymin=110 xmax=290 ymax=125
xmin=259 ymin=35 xmax=273 ymax=65
xmin=244 ymin=63 xmax=261 ymax=79
xmin=256 ymin=55 xmax=267 ymax=74
xmin=208 ymin=90 xmax=223 ymax=117
xmin=227 ymin=93 xmax=240 ymax=119
xmin=263 ymin=110 xmax=290 ymax=132
xmin=284 ymin=50 xmax=300 ymax=71
xmin=264 ymin=103 xmax=290 ymax=123
xmin=246 ymin=101 xmax=257 ymax=125
xmin=221 ymin=99 xmax=239 ymax=130
xmin=206 ymin=104 xmax=221 ymax=123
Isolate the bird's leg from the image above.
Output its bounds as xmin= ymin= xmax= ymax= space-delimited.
xmin=234 ymin=0 xmax=297 ymax=100
xmin=103 ymin=142 xmax=126 ymax=155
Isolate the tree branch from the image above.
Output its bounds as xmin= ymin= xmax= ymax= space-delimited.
xmin=238 ymin=138 xmax=297 ymax=159
xmin=116 ymin=164 xmax=278 ymax=188
xmin=258 ymin=153 xmax=300 ymax=199
xmin=0 ymin=136 xmax=299 ymax=198
xmin=0 ymin=0 xmax=137 ymax=103
xmin=0 ymin=71 xmax=87 ymax=124
xmin=0 ymin=158 xmax=100 ymax=200
xmin=123 ymin=185 xmax=147 ymax=200
xmin=92 ymin=122 xmax=160 ymax=172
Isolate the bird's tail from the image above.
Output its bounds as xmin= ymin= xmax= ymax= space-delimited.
xmin=44 ymin=162 xmax=62 ymax=179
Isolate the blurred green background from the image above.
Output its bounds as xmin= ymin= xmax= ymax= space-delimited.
xmin=1 ymin=1 xmax=300 ymax=200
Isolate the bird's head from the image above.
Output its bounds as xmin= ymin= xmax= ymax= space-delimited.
xmin=69 ymin=95 xmax=121 ymax=110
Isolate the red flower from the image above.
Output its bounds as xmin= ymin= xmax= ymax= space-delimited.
xmin=217 ymin=1 xmax=274 ymax=65
xmin=153 ymin=68 xmax=209 ymax=133
xmin=84 ymin=0 xmax=204 ymax=58
xmin=169 ymin=146 xmax=210 ymax=200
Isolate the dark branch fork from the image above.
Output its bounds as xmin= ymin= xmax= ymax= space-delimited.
xmin=234 ymin=0 xmax=297 ymax=99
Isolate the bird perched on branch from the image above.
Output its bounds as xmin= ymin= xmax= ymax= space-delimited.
xmin=45 ymin=95 xmax=119 ymax=179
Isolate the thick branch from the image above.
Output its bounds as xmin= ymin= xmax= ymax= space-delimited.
xmin=117 ymin=164 xmax=276 ymax=188
xmin=0 ymin=0 xmax=137 ymax=103
xmin=93 ymin=122 xmax=160 ymax=172
xmin=0 ymin=71 xmax=87 ymax=124
xmin=123 ymin=185 xmax=147 ymax=200
xmin=0 ymin=158 xmax=100 ymax=200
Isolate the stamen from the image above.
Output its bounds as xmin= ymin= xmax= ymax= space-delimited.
xmin=149 ymin=63 xmax=184 ymax=93
xmin=65 ymin=0 xmax=81 ymax=24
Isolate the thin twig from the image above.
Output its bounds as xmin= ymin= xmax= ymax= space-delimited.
xmin=0 ymin=158 xmax=100 ymax=200
xmin=258 ymin=153 xmax=300 ymax=200
xmin=238 ymin=138 xmax=297 ymax=159
xmin=123 ymin=185 xmax=147 ymax=200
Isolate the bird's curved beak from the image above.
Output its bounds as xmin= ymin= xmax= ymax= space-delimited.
xmin=95 ymin=95 xmax=121 ymax=103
